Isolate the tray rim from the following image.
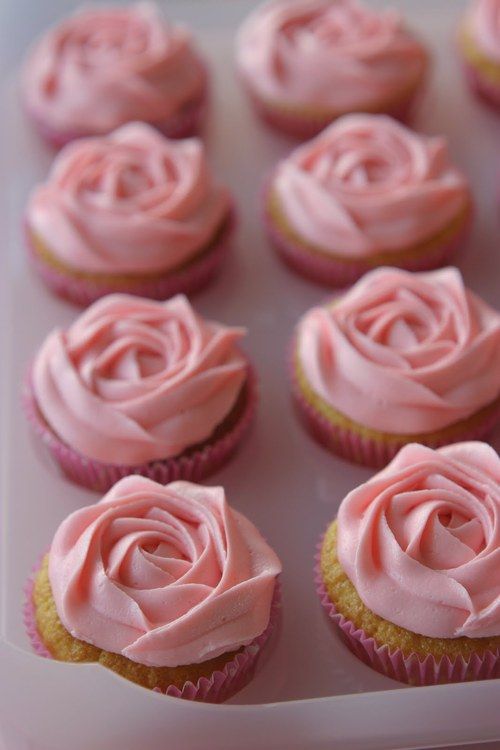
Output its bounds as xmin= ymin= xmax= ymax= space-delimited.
xmin=1 ymin=1 xmax=499 ymax=748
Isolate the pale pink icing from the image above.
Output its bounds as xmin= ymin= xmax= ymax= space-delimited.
xmin=337 ymin=442 xmax=500 ymax=639
xmin=26 ymin=123 xmax=230 ymax=275
xmin=48 ymin=476 xmax=281 ymax=667
xmin=297 ymin=267 xmax=500 ymax=434
xmin=33 ymin=294 xmax=248 ymax=465
xmin=274 ymin=114 xmax=470 ymax=258
xmin=236 ymin=0 xmax=428 ymax=111
xmin=466 ymin=0 xmax=500 ymax=63
xmin=22 ymin=3 xmax=205 ymax=134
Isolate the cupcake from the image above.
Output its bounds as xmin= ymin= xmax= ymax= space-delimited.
xmin=25 ymin=123 xmax=234 ymax=306
xmin=24 ymin=294 xmax=256 ymax=491
xmin=265 ymin=114 xmax=472 ymax=287
xmin=459 ymin=0 xmax=500 ymax=111
xmin=291 ymin=267 xmax=500 ymax=468
xmin=25 ymin=476 xmax=282 ymax=700
xmin=236 ymin=0 xmax=429 ymax=139
xmin=317 ymin=442 xmax=500 ymax=686
xmin=22 ymin=3 xmax=208 ymax=148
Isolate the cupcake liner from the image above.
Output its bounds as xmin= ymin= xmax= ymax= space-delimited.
xmin=24 ymin=563 xmax=281 ymax=703
xmin=314 ymin=540 xmax=500 ymax=686
xmin=25 ymin=63 xmax=209 ymax=149
xmin=289 ymin=344 xmax=500 ymax=469
xmin=25 ymin=208 xmax=235 ymax=307
xmin=23 ymin=363 xmax=257 ymax=492
xmin=462 ymin=60 xmax=500 ymax=112
xmin=243 ymin=80 xmax=422 ymax=141
xmin=155 ymin=82 xmax=208 ymax=141
xmin=264 ymin=182 xmax=471 ymax=288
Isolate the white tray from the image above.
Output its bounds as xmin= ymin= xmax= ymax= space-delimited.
xmin=1 ymin=1 xmax=500 ymax=748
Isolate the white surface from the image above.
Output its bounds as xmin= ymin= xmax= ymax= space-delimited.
xmin=1 ymin=1 xmax=500 ymax=749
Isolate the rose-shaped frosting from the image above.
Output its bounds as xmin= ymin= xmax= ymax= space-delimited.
xmin=48 ymin=476 xmax=281 ymax=666
xmin=33 ymin=294 xmax=248 ymax=465
xmin=273 ymin=114 xmax=470 ymax=257
xmin=236 ymin=0 xmax=427 ymax=111
xmin=26 ymin=123 xmax=230 ymax=275
xmin=337 ymin=442 xmax=500 ymax=639
xmin=22 ymin=3 xmax=205 ymax=134
xmin=297 ymin=267 xmax=500 ymax=433
xmin=465 ymin=0 xmax=500 ymax=63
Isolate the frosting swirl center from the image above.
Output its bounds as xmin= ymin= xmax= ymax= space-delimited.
xmin=277 ymin=2 xmax=396 ymax=50
xmin=56 ymin=11 xmax=152 ymax=69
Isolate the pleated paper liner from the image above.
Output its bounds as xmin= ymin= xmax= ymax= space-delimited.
xmin=314 ymin=541 xmax=500 ymax=686
xmin=289 ymin=345 xmax=499 ymax=469
xmin=23 ymin=363 xmax=258 ymax=492
xmin=264 ymin=183 xmax=472 ymax=289
xmin=24 ymin=563 xmax=282 ymax=703
xmin=25 ymin=207 xmax=236 ymax=307
xmin=242 ymin=79 xmax=424 ymax=141
xmin=462 ymin=61 xmax=500 ymax=112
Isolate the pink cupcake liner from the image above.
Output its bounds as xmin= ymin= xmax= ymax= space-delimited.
xmin=155 ymin=86 xmax=208 ymax=141
xmin=23 ymin=363 xmax=258 ymax=492
xmin=289 ymin=342 xmax=500 ymax=469
xmin=25 ymin=208 xmax=236 ymax=307
xmin=462 ymin=60 xmax=500 ymax=112
xmin=314 ymin=540 xmax=500 ymax=685
xmin=264 ymin=181 xmax=472 ymax=288
xmin=23 ymin=562 xmax=281 ymax=703
xmin=25 ymin=63 xmax=209 ymax=149
xmin=243 ymin=81 xmax=422 ymax=141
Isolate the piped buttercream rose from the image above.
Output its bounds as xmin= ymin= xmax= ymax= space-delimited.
xmin=337 ymin=442 xmax=500 ymax=638
xmin=49 ymin=476 xmax=282 ymax=666
xmin=274 ymin=114 xmax=470 ymax=257
xmin=33 ymin=294 xmax=248 ymax=465
xmin=237 ymin=0 xmax=427 ymax=110
xmin=22 ymin=3 xmax=205 ymax=134
xmin=297 ymin=267 xmax=500 ymax=433
xmin=26 ymin=123 xmax=230 ymax=274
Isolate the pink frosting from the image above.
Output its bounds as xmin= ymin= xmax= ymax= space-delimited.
xmin=32 ymin=294 xmax=248 ymax=465
xmin=466 ymin=0 xmax=500 ymax=62
xmin=297 ymin=267 xmax=500 ymax=434
xmin=236 ymin=0 xmax=427 ymax=111
xmin=273 ymin=114 xmax=470 ymax=258
xmin=26 ymin=123 xmax=230 ymax=275
xmin=48 ymin=476 xmax=281 ymax=667
xmin=337 ymin=442 xmax=500 ymax=639
xmin=22 ymin=3 xmax=205 ymax=134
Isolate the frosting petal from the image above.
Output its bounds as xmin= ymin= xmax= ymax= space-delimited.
xmin=297 ymin=267 xmax=500 ymax=433
xmin=337 ymin=442 xmax=500 ymax=639
xmin=237 ymin=0 xmax=427 ymax=110
xmin=466 ymin=0 xmax=500 ymax=63
xmin=22 ymin=3 xmax=205 ymax=134
xmin=26 ymin=123 xmax=230 ymax=274
xmin=273 ymin=114 xmax=470 ymax=257
xmin=33 ymin=294 xmax=248 ymax=465
xmin=48 ymin=476 xmax=282 ymax=667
